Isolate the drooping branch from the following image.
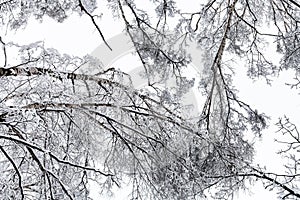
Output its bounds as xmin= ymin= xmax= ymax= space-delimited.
xmin=78 ymin=0 xmax=112 ymax=50
xmin=0 ymin=132 xmax=114 ymax=177
xmin=251 ymin=167 xmax=300 ymax=199
xmin=0 ymin=145 xmax=25 ymax=200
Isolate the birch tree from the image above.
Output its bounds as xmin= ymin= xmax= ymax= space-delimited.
xmin=0 ymin=0 xmax=299 ymax=199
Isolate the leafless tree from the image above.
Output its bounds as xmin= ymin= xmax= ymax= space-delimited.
xmin=0 ymin=0 xmax=299 ymax=199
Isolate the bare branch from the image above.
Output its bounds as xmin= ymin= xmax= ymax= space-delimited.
xmin=78 ymin=0 xmax=112 ymax=51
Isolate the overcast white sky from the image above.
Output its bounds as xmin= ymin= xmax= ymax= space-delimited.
xmin=1 ymin=1 xmax=300 ymax=199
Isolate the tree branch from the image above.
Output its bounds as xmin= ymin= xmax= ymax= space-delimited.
xmin=0 ymin=146 xmax=25 ymax=199
xmin=78 ymin=0 xmax=112 ymax=51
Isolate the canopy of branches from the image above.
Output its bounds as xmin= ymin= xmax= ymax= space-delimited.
xmin=0 ymin=0 xmax=299 ymax=199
